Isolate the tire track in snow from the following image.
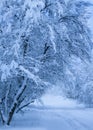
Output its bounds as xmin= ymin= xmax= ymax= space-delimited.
xmin=45 ymin=109 xmax=91 ymax=130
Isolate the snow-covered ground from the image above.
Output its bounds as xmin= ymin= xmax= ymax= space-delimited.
xmin=1 ymin=94 xmax=93 ymax=130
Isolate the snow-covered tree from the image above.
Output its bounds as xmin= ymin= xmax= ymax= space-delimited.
xmin=0 ymin=0 xmax=93 ymax=125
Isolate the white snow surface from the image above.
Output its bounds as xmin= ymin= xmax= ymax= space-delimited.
xmin=1 ymin=94 xmax=93 ymax=130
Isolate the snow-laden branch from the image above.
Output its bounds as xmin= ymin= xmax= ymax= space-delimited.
xmin=0 ymin=60 xmax=54 ymax=87
xmin=48 ymin=25 xmax=57 ymax=53
xmin=19 ymin=64 xmax=55 ymax=87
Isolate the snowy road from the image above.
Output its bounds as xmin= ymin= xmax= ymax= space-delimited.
xmin=9 ymin=107 xmax=93 ymax=130
xmin=1 ymin=95 xmax=93 ymax=130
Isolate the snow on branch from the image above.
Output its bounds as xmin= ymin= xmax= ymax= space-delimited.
xmin=48 ymin=24 xmax=56 ymax=53
xmin=0 ymin=60 xmax=53 ymax=87
xmin=19 ymin=65 xmax=52 ymax=87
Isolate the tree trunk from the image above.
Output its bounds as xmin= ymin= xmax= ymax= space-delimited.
xmin=7 ymin=103 xmax=17 ymax=125
xmin=7 ymin=77 xmax=27 ymax=125
xmin=0 ymin=110 xmax=5 ymax=125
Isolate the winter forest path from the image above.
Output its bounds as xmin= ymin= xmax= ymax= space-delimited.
xmin=1 ymin=94 xmax=93 ymax=130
